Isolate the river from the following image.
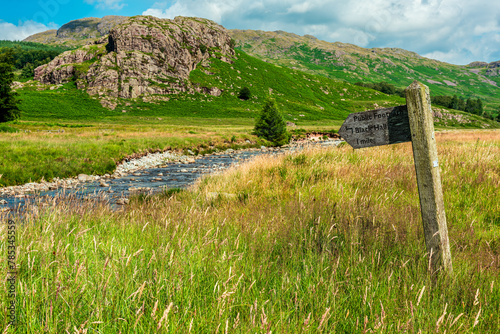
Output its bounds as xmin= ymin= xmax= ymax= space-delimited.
xmin=0 ymin=140 xmax=341 ymax=217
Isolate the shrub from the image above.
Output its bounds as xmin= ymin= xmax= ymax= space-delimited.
xmin=0 ymin=124 xmax=18 ymax=133
xmin=253 ymin=98 xmax=290 ymax=146
xmin=199 ymin=44 xmax=207 ymax=54
xmin=238 ymin=87 xmax=252 ymax=100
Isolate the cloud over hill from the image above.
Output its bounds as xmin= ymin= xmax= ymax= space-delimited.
xmin=143 ymin=0 xmax=500 ymax=65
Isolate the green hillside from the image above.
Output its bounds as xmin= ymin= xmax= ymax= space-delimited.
xmin=230 ymin=30 xmax=500 ymax=117
xmin=15 ymin=50 xmax=497 ymax=129
xmin=17 ymin=16 xmax=500 ymax=122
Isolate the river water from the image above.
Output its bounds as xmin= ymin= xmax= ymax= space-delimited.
xmin=0 ymin=141 xmax=341 ymax=217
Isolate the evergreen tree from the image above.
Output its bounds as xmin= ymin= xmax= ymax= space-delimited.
xmin=20 ymin=62 xmax=34 ymax=79
xmin=457 ymin=98 xmax=466 ymax=111
xmin=0 ymin=50 xmax=20 ymax=122
xmin=253 ymin=98 xmax=290 ymax=146
xmin=465 ymin=98 xmax=483 ymax=115
xmin=450 ymin=95 xmax=459 ymax=110
xmin=476 ymin=98 xmax=483 ymax=115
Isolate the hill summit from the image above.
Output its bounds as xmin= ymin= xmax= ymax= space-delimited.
xmin=33 ymin=16 xmax=234 ymax=108
xmin=24 ymin=16 xmax=128 ymax=46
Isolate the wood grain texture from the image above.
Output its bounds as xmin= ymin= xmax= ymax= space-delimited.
xmin=405 ymin=80 xmax=453 ymax=274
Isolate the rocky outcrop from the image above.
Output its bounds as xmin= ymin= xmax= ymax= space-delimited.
xmin=488 ymin=61 xmax=500 ymax=68
xmin=35 ymin=47 xmax=99 ymax=83
xmin=34 ymin=16 xmax=235 ymax=106
xmin=467 ymin=61 xmax=489 ymax=68
xmin=486 ymin=61 xmax=500 ymax=76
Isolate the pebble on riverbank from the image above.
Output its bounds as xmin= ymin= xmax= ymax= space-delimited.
xmin=0 ymin=140 xmax=342 ymax=198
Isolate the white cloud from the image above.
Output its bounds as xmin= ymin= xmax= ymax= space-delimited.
xmin=0 ymin=20 xmax=58 ymax=41
xmin=423 ymin=50 xmax=470 ymax=65
xmin=286 ymin=3 xmax=312 ymax=14
xmin=84 ymin=0 xmax=126 ymax=10
xmin=142 ymin=0 xmax=500 ymax=64
xmin=143 ymin=0 xmax=240 ymax=22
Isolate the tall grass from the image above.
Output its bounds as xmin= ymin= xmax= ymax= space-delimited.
xmin=1 ymin=130 xmax=499 ymax=332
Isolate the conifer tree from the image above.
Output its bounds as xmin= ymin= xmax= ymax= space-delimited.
xmin=0 ymin=50 xmax=20 ymax=123
xmin=253 ymin=98 xmax=290 ymax=146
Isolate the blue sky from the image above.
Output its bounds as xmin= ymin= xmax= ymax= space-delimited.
xmin=1 ymin=0 xmax=499 ymax=65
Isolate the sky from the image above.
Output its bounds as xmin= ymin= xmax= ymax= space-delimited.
xmin=1 ymin=0 xmax=499 ymax=65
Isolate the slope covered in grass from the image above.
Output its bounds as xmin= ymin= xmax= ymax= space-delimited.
xmin=230 ymin=30 xmax=500 ymax=115
xmin=15 ymin=51 xmax=404 ymax=123
xmin=15 ymin=51 xmax=498 ymax=129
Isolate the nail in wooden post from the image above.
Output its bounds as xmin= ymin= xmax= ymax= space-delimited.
xmin=405 ymin=81 xmax=453 ymax=274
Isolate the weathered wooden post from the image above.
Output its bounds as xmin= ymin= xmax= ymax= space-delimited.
xmin=405 ymin=81 xmax=452 ymax=274
xmin=338 ymin=80 xmax=452 ymax=274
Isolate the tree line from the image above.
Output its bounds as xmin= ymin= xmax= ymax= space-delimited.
xmin=355 ymin=81 xmax=499 ymax=122
xmin=430 ymin=95 xmax=500 ymax=121
xmin=0 ymin=41 xmax=69 ymax=79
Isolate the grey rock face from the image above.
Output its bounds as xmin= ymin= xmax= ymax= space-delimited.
xmin=34 ymin=16 xmax=235 ymax=105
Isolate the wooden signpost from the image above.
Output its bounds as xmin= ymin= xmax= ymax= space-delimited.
xmin=339 ymin=81 xmax=453 ymax=274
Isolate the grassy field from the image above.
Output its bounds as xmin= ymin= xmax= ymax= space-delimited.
xmin=1 ymin=130 xmax=499 ymax=332
xmin=2 ymin=49 xmax=497 ymax=187
xmin=0 ymin=118 xmax=268 ymax=187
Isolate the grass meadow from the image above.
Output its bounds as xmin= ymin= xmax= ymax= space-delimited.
xmin=2 ymin=47 xmax=496 ymax=187
xmin=0 ymin=118 xmax=269 ymax=187
xmin=1 ymin=130 xmax=499 ymax=333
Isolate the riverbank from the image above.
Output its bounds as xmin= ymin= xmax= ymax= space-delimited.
xmin=0 ymin=140 xmax=341 ymax=208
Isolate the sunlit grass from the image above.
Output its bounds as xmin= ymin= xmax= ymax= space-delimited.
xmin=0 ymin=119 xmax=264 ymax=186
xmin=1 ymin=130 xmax=499 ymax=332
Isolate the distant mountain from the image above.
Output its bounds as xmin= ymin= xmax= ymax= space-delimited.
xmin=228 ymin=29 xmax=500 ymax=112
xmin=20 ymin=16 xmax=500 ymax=119
xmin=24 ymin=16 xmax=128 ymax=46
xmin=24 ymin=18 xmax=500 ymax=113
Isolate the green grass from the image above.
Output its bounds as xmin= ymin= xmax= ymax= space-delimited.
xmin=0 ymin=125 xmax=18 ymax=133
xmin=0 ymin=119 xmax=265 ymax=187
xmin=2 ymin=49 xmax=497 ymax=187
xmin=1 ymin=130 xmax=499 ymax=332
xmin=17 ymin=83 xmax=117 ymax=121
xmin=236 ymin=42 xmax=500 ymax=115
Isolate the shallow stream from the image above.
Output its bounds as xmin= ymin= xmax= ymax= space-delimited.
xmin=0 ymin=141 xmax=341 ymax=216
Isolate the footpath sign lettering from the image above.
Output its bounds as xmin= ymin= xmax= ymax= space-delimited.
xmin=338 ymin=81 xmax=453 ymax=274
xmin=338 ymin=105 xmax=411 ymax=149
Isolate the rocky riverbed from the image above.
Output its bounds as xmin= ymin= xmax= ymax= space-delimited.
xmin=0 ymin=140 xmax=342 ymax=213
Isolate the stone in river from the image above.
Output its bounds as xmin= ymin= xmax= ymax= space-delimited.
xmin=116 ymin=198 xmax=129 ymax=205
xmin=78 ymin=174 xmax=94 ymax=182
